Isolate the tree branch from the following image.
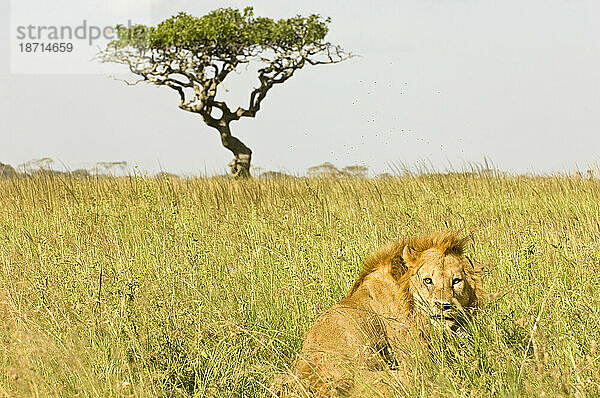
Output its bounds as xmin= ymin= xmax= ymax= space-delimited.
xmin=230 ymin=43 xmax=351 ymax=121
xmin=97 ymin=36 xmax=352 ymax=126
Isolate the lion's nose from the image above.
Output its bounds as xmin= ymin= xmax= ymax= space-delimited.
xmin=434 ymin=301 xmax=454 ymax=311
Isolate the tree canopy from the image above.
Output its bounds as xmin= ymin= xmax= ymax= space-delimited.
xmin=112 ymin=8 xmax=331 ymax=53
xmin=98 ymin=8 xmax=350 ymax=177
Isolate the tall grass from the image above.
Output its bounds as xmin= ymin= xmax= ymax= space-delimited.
xmin=0 ymin=174 xmax=599 ymax=397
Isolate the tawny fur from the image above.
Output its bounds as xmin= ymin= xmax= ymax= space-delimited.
xmin=279 ymin=231 xmax=487 ymax=397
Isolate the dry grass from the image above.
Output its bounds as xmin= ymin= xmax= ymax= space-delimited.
xmin=1 ymin=173 xmax=599 ymax=397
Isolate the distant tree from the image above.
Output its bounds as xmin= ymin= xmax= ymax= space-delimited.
xmin=307 ymin=162 xmax=341 ymax=177
xmin=259 ymin=170 xmax=293 ymax=179
xmin=71 ymin=169 xmax=92 ymax=178
xmin=98 ymin=7 xmax=351 ymax=178
xmin=250 ymin=165 xmax=266 ymax=177
xmin=0 ymin=162 xmax=18 ymax=178
xmin=19 ymin=157 xmax=54 ymax=173
xmin=307 ymin=162 xmax=369 ymax=178
xmin=341 ymin=165 xmax=368 ymax=178
xmin=95 ymin=161 xmax=128 ymax=175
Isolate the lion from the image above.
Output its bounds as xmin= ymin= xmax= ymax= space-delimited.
xmin=279 ymin=231 xmax=487 ymax=397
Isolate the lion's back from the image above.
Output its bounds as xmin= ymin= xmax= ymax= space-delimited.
xmin=288 ymin=296 xmax=398 ymax=394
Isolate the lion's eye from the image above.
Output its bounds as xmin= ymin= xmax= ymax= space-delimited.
xmin=423 ymin=277 xmax=433 ymax=285
xmin=452 ymin=278 xmax=462 ymax=285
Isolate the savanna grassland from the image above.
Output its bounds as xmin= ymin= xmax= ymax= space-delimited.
xmin=1 ymin=174 xmax=600 ymax=397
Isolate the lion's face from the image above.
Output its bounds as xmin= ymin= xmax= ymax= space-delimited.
xmin=403 ymin=246 xmax=478 ymax=329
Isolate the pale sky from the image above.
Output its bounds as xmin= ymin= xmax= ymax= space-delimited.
xmin=1 ymin=0 xmax=599 ymax=176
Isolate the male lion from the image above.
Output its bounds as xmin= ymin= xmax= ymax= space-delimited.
xmin=281 ymin=231 xmax=487 ymax=397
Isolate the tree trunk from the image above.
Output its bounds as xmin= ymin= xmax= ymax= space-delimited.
xmin=216 ymin=123 xmax=252 ymax=178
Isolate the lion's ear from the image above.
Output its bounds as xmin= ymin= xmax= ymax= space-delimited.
xmin=402 ymin=245 xmax=418 ymax=263
xmin=389 ymin=250 xmax=408 ymax=277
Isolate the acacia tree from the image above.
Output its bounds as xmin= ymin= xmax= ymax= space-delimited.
xmin=98 ymin=7 xmax=350 ymax=177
